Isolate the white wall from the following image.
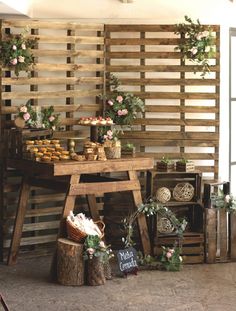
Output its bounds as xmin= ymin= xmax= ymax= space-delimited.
xmin=4 ymin=0 xmax=236 ymax=183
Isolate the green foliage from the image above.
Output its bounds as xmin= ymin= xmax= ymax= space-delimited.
xmin=17 ymin=102 xmax=60 ymax=130
xmin=0 ymin=28 xmax=38 ymax=76
xmin=178 ymin=158 xmax=189 ymax=164
xmin=122 ymin=199 xmax=188 ymax=248
xmin=160 ymin=156 xmax=172 ymax=164
xmin=211 ymin=191 xmax=236 ymax=213
xmin=83 ymin=235 xmax=113 ymax=263
xmin=41 ymin=106 xmax=60 ymax=130
xmin=160 ymin=245 xmax=183 ymax=271
xmin=175 ymin=15 xmax=215 ymax=78
xmin=102 ymin=74 xmax=145 ymax=126
xmin=122 ymin=142 xmax=135 ymax=151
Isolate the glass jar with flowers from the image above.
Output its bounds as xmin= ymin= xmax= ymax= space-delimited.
xmin=0 ymin=28 xmax=38 ymax=77
xmin=99 ymin=127 xmax=122 ymax=159
xmin=101 ymin=74 xmax=144 ymax=126
xmin=15 ymin=101 xmax=60 ymax=130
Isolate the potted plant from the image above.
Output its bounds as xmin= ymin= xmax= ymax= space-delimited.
xmin=156 ymin=156 xmax=175 ymax=172
xmin=121 ymin=142 xmax=136 ymax=157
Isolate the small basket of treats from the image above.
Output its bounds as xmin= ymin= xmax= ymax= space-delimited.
xmin=66 ymin=212 xmax=105 ymax=243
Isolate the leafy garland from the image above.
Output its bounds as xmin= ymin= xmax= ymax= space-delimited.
xmin=101 ymin=74 xmax=145 ymax=126
xmin=0 ymin=28 xmax=38 ymax=77
xmin=175 ymin=15 xmax=215 ymax=78
xmin=122 ymin=199 xmax=187 ymax=248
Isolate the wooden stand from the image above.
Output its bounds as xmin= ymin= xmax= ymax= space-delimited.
xmin=87 ymin=257 xmax=106 ymax=286
xmin=57 ymin=238 xmax=84 ymax=286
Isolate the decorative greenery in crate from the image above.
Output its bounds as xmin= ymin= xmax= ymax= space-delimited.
xmin=175 ymin=15 xmax=215 ymax=78
xmin=176 ymin=158 xmax=195 ymax=172
xmin=121 ymin=143 xmax=136 ymax=156
xmin=211 ymin=191 xmax=236 ymax=214
xmin=0 ymin=28 xmax=38 ymax=76
xmin=156 ymin=156 xmax=175 ymax=172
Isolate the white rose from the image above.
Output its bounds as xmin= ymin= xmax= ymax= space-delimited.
xmin=205 ymin=46 xmax=210 ymax=53
xmin=225 ymin=195 xmax=231 ymax=203
xmin=190 ymin=47 xmax=198 ymax=55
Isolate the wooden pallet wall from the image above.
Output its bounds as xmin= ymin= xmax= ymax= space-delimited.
xmin=105 ymin=24 xmax=220 ymax=180
xmin=0 ymin=20 xmax=105 ymax=259
xmin=0 ymin=21 xmax=220 ymax=260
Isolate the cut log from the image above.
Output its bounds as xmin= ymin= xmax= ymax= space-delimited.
xmin=57 ymin=238 xmax=84 ymax=286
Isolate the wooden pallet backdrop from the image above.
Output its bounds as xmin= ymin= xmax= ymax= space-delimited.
xmin=0 ymin=20 xmax=105 ymax=260
xmin=105 ymin=24 xmax=220 ymax=180
xmin=0 ymin=21 xmax=220 ymax=260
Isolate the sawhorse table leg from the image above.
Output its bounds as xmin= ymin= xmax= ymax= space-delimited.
xmin=7 ymin=176 xmax=31 ymax=265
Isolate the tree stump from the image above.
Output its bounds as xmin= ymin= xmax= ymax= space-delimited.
xmin=57 ymin=238 xmax=84 ymax=286
xmin=87 ymin=257 xmax=106 ymax=286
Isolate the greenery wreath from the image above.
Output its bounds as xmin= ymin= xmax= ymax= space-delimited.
xmin=0 ymin=28 xmax=38 ymax=76
xmin=122 ymin=198 xmax=187 ymax=248
xmin=174 ymin=15 xmax=215 ymax=78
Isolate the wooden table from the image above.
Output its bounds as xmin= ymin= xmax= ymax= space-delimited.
xmin=7 ymin=157 xmax=154 ymax=265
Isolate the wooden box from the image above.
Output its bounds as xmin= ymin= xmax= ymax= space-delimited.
xmin=204 ymin=181 xmax=236 ymax=263
xmin=153 ymin=232 xmax=204 ymax=264
xmin=176 ymin=161 xmax=195 ymax=172
xmin=156 ymin=161 xmax=175 ymax=172
xmin=7 ymin=128 xmax=53 ymax=159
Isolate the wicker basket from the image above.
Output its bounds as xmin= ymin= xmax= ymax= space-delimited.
xmin=104 ymin=146 xmax=121 ymax=159
xmin=66 ymin=219 xmax=105 ymax=243
xmin=156 ymin=187 xmax=171 ymax=203
xmin=173 ymin=182 xmax=194 ymax=202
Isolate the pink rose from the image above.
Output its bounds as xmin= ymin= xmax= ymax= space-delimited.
xmin=122 ymin=109 xmax=128 ymax=115
xmin=107 ymin=130 xmax=113 ymax=136
xmin=190 ymin=47 xmax=198 ymax=55
xmin=103 ymin=135 xmax=108 ymax=140
xmin=49 ymin=116 xmax=55 ymax=122
xmin=21 ymin=43 xmax=26 ymax=50
xmin=23 ymin=112 xmax=30 ymax=121
xmin=116 ymin=95 xmax=123 ymax=103
xmin=166 ymin=252 xmax=172 ymax=259
xmin=12 ymin=45 xmax=17 ymax=50
xmin=117 ymin=110 xmax=123 ymax=116
xmin=99 ymin=241 xmax=105 ymax=248
xmin=87 ymin=248 xmax=95 ymax=255
xmin=169 ymin=248 xmax=174 ymax=254
xmin=18 ymin=56 xmax=25 ymax=63
xmin=20 ymin=106 xmax=27 ymax=113
xmin=10 ymin=58 xmax=17 ymax=65
xmin=107 ymin=100 xmax=113 ymax=106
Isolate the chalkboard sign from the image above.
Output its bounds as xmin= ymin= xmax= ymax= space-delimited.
xmin=117 ymin=247 xmax=138 ymax=274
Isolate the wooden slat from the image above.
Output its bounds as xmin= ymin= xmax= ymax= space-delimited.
xmin=107 ymin=64 xmax=219 ymax=72
xmin=133 ymin=118 xmax=219 ymax=126
xmin=136 ymin=152 xmax=218 ymax=160
xmin=219 ymin=209 xmax=228 ymax=261
xmin=4 ymin=234 xmax=57 ymax=248
xmin=31 ymin=50 xmax=105 ymax=58
xmin=3 ymin=20 xmax=104 ymax=31
xmin=2 ymin=77 xmax=104 ymax=86
xmin=105 ymin=24 xmax=219 ymax=32
xmin=145 ymin=106 xmax=218 ymax=113
xmin=118 ymin=78 xmax=220 ymax=86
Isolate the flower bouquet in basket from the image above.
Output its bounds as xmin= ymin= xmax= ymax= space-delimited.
xmin=99 ymin=127 xmax=122 ymax=159
xmin=160 ymin=246 xmax=183 ymax=272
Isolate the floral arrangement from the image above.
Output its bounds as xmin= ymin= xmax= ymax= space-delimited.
xmin=0 ymin=28 xmax=38 ymax=76
xmin=211 ymin=191 xmax=236 ymax=214
xmin=122 ymin=198 xmax=187 ymax=248
xmin=160 ymin=245 xmax=183 ymax=271
xmin=102 ymin=74 xmax=144 ymax=126
xmin=98 ymin=127 xmax=122 ymax=145
xmin=175 ymin=15 xmax=215 ymax=78
xmin=17 ymin=101 xmax=60 ymax=130
xmin=41 ymin=106 xmax=60 ymax=130
xmin=83 ymin=235 xmax=113 ymax=263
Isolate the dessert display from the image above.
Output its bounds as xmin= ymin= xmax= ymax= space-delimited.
xmin=23 ymin=139 xmax=71 ymax=162
xmin=78 ymin=116 xmax=113 ymax=126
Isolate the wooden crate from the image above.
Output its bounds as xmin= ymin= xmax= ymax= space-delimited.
xmin=176 ymin=161 xmax=195 ymax=172
xmin=204 ymin=182 xmax=236 ymax=263
xmin=153 ymin=232 xmax=204 ymax=264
